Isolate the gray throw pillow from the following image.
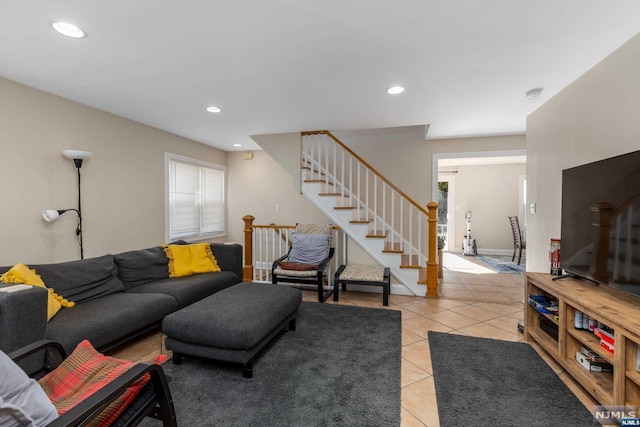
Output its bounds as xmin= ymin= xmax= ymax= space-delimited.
xmin=287 ymin=233 xmax=330 ymax=265
xmin=0 ymin=350 xmax=58 ymax=426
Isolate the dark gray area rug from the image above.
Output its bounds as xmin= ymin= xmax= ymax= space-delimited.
xmin=429 ymin=331 xmax=593 ymax=427
xmin=144 ymin=302 xmax=401 ymax=426
xmin=478 ymin=255 xmax=525 ymax=274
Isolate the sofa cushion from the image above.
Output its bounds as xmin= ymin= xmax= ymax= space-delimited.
xmin=46 ymin=292 xmax=178 ymax=354
xmin=126 ymin=271 xmax=239 ymax=309
xmin=113 ymin=246 xmax=171 ymax=290
xmin=30 ymin=255 xmax=125 ymax=304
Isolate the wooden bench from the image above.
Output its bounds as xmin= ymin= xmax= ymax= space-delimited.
xmin=333 ymin=264 xmax=390 ymax=306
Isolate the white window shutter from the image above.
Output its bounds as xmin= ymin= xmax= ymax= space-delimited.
xmin=166 ymin=154 xmax=226 ymax=241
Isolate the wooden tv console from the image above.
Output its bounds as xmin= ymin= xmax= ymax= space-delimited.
xmin=525 ymin=272 xmax=640 ymax=407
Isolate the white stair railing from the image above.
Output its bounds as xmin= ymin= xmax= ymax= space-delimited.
xmin=241 ymin=218 xmax=346 ymax=285
xmin=301 ymin=131 xmax=431 ymax=271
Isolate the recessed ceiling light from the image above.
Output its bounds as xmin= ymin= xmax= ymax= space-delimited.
xmin=525 ymin=87 xmax=543 ymax=100
xmin=232 ymin=143 xmax=242 ymax=147
xmin=51 ymin=21 xmax=87 ymax=39
xmin=387 ymin=86 xmax=405 ymax=95
xmin=206 ymin=106 xmax=222 ymax=113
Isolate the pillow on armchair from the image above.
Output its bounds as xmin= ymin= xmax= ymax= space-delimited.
xmin=287 ymin=233 xmax=330 ymax=265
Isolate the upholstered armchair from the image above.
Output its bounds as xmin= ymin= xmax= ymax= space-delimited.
xmin=272 ymin=224 xmax=334 ymax=302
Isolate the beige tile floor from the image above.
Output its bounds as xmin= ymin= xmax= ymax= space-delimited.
xmin=108 ymin=253 xmax=597 ymax=427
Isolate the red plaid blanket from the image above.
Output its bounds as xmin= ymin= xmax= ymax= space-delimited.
xmin=38 ymin=340 xmax=166 ymax=426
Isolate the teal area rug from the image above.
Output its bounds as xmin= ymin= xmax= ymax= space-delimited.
xmin=478 ymin=255 xmax=525 ymax=274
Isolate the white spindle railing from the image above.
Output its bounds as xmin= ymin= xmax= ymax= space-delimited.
xmin=301 ymin=131 xmax=430 ymax=268
xmin=247 ymin=223 xmax=346 ymax=285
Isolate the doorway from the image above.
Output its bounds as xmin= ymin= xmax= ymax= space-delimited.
xmin=432 ymin=149 xmax=527 ymax=262
xmin=437 ymin=174 xmax=456 ymax=251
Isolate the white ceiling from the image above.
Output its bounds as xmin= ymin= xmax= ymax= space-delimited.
xmin=1 ymin=1 xmax=639 ymax=152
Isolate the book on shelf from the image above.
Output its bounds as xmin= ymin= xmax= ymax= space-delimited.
xmin=576 ymin=351 xmax=613 ymax=373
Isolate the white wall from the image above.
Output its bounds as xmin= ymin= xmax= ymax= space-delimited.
xmin=449 ymin=163 xmax=526 ymax=253
xmin=526 ymin=33 xmax=640 ymax=272
xmin=226 ymin=148 xmax=331 ymax=245
xmin=0 ymin=77 xmax=227 ymax=265
xmin=333 ymin=128 xmax=526 ymax=213
xmin=333 ymin=126 xmax=431 ymax=205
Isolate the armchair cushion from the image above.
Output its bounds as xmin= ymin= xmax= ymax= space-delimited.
xmin=0 ymin=349 xmax=58 ymax=426
xmin=38 ymin=340 xmax=166 ymax=427
xmin=287 ymin=233 xmax=330 ymax=265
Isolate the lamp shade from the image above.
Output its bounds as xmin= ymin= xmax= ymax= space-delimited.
xmin=42 ymin=209 xmax=61 ymax=222
xmin=62 ymin=150 xmax=92 ymax=160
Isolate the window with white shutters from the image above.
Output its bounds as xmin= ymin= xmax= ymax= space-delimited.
xmin=165 ymin=153 xmax=226 ymax=241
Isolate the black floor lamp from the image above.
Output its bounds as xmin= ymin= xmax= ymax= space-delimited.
xmin=42 ymin=149 xmax=92 ymax=259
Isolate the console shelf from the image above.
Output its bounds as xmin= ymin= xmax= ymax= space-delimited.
xmin=525 ymin=272 xmax=640 ymax=408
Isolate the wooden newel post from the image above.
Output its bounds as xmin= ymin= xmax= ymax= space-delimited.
xmin=242 ymin=215 xmax=255 ymax=282
xmin=426 ymin=202 xmax=439 ymax=297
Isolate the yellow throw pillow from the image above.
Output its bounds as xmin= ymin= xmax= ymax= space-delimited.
xmin=0 ymin=263 xmax=75 ymax=321
xmin=163 ymin=243 xmax=221 ymax=278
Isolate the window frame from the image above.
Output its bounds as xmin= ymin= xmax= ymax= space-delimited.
xmin=164 ymin=152 xmax=227 ymax=242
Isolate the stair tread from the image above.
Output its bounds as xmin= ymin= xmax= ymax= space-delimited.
xmin=334 ymin=206 xmax=356 ymax=210
xmin=366 ymin=233 xmax=388 ymax=238
xmin=350 ymin=219 xmax=373 ymax=224
xmin=319 ymin=192 xmax=341 ymax=196
xmin=384 ymin=242 xmax=403 ymax=251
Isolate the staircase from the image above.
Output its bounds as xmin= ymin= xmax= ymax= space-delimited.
xmin=300 ymin=131 xmax=438 ymax=297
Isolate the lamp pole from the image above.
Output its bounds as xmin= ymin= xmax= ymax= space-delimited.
xmin=61 ymin=150 xmax=92 ymax=259
xmin=74 ymin=158 xmax=84 ymax=259
xmin=43 ymin=151 xmax=91 ymax=259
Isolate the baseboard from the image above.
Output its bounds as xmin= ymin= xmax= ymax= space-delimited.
xmin=448 ymin=248 xmax=514 ymax=256
xmin=477 ymin=249 xmax=515 ymax=256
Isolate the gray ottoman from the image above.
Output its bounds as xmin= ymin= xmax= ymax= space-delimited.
xmin=162 ymin=282 xmax=302 ymax=378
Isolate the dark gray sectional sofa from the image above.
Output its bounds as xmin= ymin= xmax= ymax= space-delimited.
xmin=0 ymin=243 xmax=242 ymax=355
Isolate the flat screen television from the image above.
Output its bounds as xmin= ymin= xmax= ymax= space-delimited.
xmin=561 ymin=149 xmax=640 ymax=297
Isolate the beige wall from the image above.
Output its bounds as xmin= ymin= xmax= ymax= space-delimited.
xmin=226 ymin=149 xmax=331 ymax=245
xmin=335 ymin=130 xmax=526 ymax=253
xmin=0 ymin=77 xmax=227 ymax=265
xmin=526 ymin=33 xmax=640 ymax=272
xmin=335 ymin=129 xmax=526 ymax=208
xmin=449 ymin=163 xmax=526 ymax=253
xmin=333 ymin=126 xmax=431 ymax=205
